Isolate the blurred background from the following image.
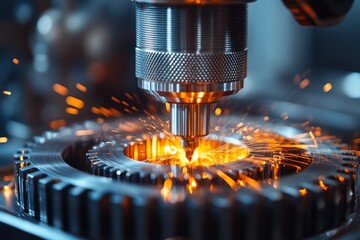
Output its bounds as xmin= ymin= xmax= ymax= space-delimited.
xmin=0 ymin=0 xmax=359 ymax=166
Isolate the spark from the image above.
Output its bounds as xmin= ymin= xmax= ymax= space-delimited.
xmin=2 ymin=90 xmax=11 ymax=96
xmin=319 ymin=180 xmax=329 ymax=191
xmin=299 ymin=78 xmax=310 ymax=89
xmin=0 ymin=137 xmax=8 ymax=143
xmin=66 ymin=96 xmax=84 ymax=109
xmin=215 ymin=108 xmax=222 ymax=116
xmin=53 ymin=84 xmax=68 ymax=96
xmin=111 ymin=96 xmax=121 ymax=103
xmin=161 ymin=178 xmax=173 ymax=200
xmin=299 ymin=188 xmax=308 ymax=196
xmin=186 ymin=176 xmax=197 ymax=194
xmin=75 ymin=130 xmax=94 ymax=136
xmin=66 ymin=107 xmax=79 ymax=115
xmin=76 ymin=83 xmax=87 ymax=92
xmin=12 ymin=58 xmax=20 ymax=65
xmin=323 ymin=83 xmax=332 ymax=93
xmin=216 ymin=169 xmax=237 ymax=190
xmin=49 ymin=119 xmax=66 ymax=129
xmin=165 ymin=103 xmax=171 ymax=112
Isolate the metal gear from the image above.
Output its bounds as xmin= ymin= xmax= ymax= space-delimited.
xmin=14 ymin=116 xmax=359 ymax=240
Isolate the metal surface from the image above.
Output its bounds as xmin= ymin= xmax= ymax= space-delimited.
xmin=12 ymin=116 xmax=360 ymax=239
xmin=134 ymin=2 xmax=249 ymax=157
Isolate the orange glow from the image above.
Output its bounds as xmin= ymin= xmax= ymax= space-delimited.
xmin=125 ymin=136 xmax=249 ymax=167
xmin=215 ymin=108 xmax=222 ymax=116
xmin=186 ymin=176 xmax=197 ymax=194
xmin=66 ymin=107 xmax=79 ymax=115
xmin=337 ymin=176 xmax=345 ymax=182
xmin=76 ymin=83 xmax=87 ymax=92
xmin=3 ymin=90 xmax=11 ymax=96
xmin=264 ymin=116 xmax=270 ymax=121
xmin=165 ymin=103 xmax=171 ymax=112
xmin=66 ymin=96 xmax=84 ymax=109
xmin=50 ymin=119 xmax=66 ymax=129
xmin=216 ymin=170 xmax=237 ymax=190
xmin=323 ymin=83 xmax=332 ymax=93
xmin=122 ymin=115 xmax=316 ymax=194
xmin=53 ymin=84 xmax=68 ymax=96
xmin=12 ymin=58 xmax=20 ymax=65
xmin=299 ymin=188 xmax=308 ymax=196
xmin=75 ymin=130 xmax=94 ymax=136
xmin=299 ymin=79 xmax=310 ymax=89
xmin=161 ymin=178 xmax=173 ymax=200
xmin=111 ymin=96 xmax=121 ymax=103
xmin=0 ymin=137 xmax=8 ymax=143
xmin=319 ymin=180 xmax=328 ymax=191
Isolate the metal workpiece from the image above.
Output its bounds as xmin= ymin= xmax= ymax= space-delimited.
xmin=13 ymin=117 xmax=360 ymax=239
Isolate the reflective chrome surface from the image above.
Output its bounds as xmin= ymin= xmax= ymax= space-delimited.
xmin=170 ymin=103 xmax=210 ymax=136
xmin=135 ymin=2 xmax=248 ymax=150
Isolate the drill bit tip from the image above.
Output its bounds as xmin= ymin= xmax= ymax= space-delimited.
xmin=180 ymin=137 xmax=199 ymax=161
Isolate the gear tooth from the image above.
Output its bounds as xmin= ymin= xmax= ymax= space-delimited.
xmin=26 ymin=171 xmax=47 ymax=219
xmin=51 ymin=182 xmax=72 ymax=230
xmin=210 ymin=195 xmax=235 ymax=240
xmin=102 ymin=165 xmax=113 ymax=177
xmin=321 ymin=178 xmax=343 ymax=229
xmin=338 ymin=168 xmax=358 ymax=211
xmin=109 ymin=168 xmax=119 ymax=179
xmin=16 ymin=148 xmax=31 ymax=154
xmin=341 ymin=151 xmax=356 ymax=156
xmin=133 ymin=196 xmax=159 ymax=240
xmin=110 ymin=195 xmax=134 ymax=240
xmin=38 ymin=177 xmax=59 ymax=224
xmin=14 ymin=161 xmax=30 ymax=201
xmin=93 ymin=163 xmax=106 ymax=176
xmin=115 ymin=169 xmax=128 ymax=181
xmin=186 ymin=195 xmax=209 ymax=240
xmin=87 ymin=156 xmax=99 ymax=174
xmin=24 ymin=141 xmax=37 ymax=148
xmin=126 ymin=171 xmax=141 ymax=183
xmin=67 ymin=187 xmax=88 ymax=236
xmin=341 ymin=160 xmax=358 ymax=170
xmin=234 ymin=188 xmax=261 ymax=240
xmin=18 ymin=166 xmax=38 ymax=211
xmin=159 ymin=199 xmax=185 ymax=239
xmin=150 ymin=173 xmax=164 ymax=185
xmin=33 ymin=136 xmax=46 ymax=144
xmin=87 ymin=192 xmax=111 ymax=240
xmin=342 ymin=155 xmax=359 ymax=163
xmin=13 ymin=153 xmax=29 ymax=161
xmin=139 ymin=172 xmax=152 ymax=184
xmin=259 ymin=189 xmax=286 ymax=240
xmin=300 ymin=182 xmax=334 ymax=235
xmin=43 ymin=131 xmax=57 ymax=140
xmin=279 ymin=186 xmax=307 ymax=239
xmin=328 ymin=174 xmax=352 ymax=225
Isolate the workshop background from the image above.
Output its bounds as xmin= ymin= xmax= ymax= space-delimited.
xmin=0 ymin=0 xmax=359 ymax=166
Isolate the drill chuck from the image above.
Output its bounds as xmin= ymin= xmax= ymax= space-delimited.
xmin=134 ymin=0 xmax=250 ymax=141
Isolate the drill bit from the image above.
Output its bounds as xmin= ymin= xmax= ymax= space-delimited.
xmin=180 ymin=136 xmax=199 ymax=161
